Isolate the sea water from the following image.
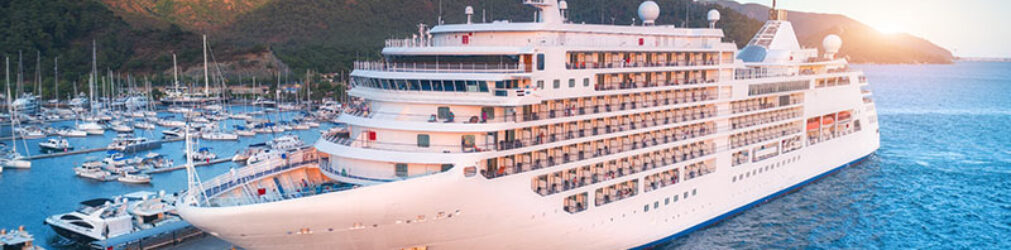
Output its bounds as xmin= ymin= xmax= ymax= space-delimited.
xmin=661 ymin=62 xmax=1011 ymax=249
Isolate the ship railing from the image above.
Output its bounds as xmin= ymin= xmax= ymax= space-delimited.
xmin=593 ymin=78 xmax=718 ymax=91
xmin=384 ymin=38 xmax=432 ymax=48
xmin=342 ymin=90 xmax=717 ymax=124
xmin=195 ymin=150 xmax=325 ymax=207
xmin=354 ymin=61 xmax=524 ymax=74
xmin=565 ymin=60 xmax=718 ymax=70
xmin=329 ymin=108 xmax=718 ymax=156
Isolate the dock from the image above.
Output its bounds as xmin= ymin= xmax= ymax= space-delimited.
xmin=23 ymin=137 xmax=184 ymax=160
xmin=145 ymin=158 xmax=232 ymax=174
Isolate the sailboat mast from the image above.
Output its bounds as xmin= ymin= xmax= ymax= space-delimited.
xmin=54 ymin=56 xmax=58 ymax=106
xmin=203 ymin=35 xmax=210 ymax=97
xmin=6 ymin=57 xmax=15 ymax=151
xmin=36 ymin=51 xmax=41 ymax=99
xmin=173 ymin=53 xmax=179 ymax=89
xmin=90 ymin=41 xmax=96 ymax=114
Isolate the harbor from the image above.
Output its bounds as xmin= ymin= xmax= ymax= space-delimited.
xmin=0 ymin=105 xmax=335 ymax=249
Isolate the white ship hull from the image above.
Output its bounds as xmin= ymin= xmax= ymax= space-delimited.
xmin=180 ymin=127 xmax=877 ymax=249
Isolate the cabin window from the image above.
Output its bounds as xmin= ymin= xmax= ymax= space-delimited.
xmin=395 ymin=164 xmax=408 ymax=177
xmin=553 ymin=79 xmax=560 ymax=89
xmin=537 ymin=54 xmax=545 ymax=70
xmin=583 ymin=78 xmax=590 ymax=87
xmin=461 ymin=135 xmax=476 ymax=148
xmin=417 ymin=134 xmax=430 ymax=148
xmin=441 ymin=164 xmax=454 ymax=172
xmin=437 ymin=107 xmax=451 ymax=119
xmin=537 ymin=80 xmax=544 ymax=89
xmin=421 ymin=80 xmax=432 ymax=91
xmin=481 ymin=107 xmax=495 ymax=120
xmin=569 ymin=79 xmax=576 ymax=88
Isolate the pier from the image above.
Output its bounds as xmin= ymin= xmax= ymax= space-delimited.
xmin=22 ymin=137 xmax=184 ymax=160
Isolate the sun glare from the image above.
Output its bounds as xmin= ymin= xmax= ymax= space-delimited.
xmin=875 ymin=23 xmax=903 ymax=34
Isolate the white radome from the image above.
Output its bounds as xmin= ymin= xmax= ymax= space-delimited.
xmin=638 ymin=1 xmax=660 ymax=24
xmin=707 ymin=9 xmax=721 ymax=22
xmin=823 ymin=34 xmax=842 ymax=53
xmin=559 ymin=0 xmax=568 ymax=10
xmin=465 ymin=6 xmax=474 ymax=15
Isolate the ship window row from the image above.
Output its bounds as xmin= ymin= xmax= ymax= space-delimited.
xmin=495 ymin=104 xmax=716 ymax=151
xmin=350 ymin=76 xmax=490 ymax=93
xmin=344 ymin=86 xmax=715 ymax=125
xmin=594 ymin=70 xmax=718 ymax=91
xmin=815 ymin=76 xmax=851 ymax=88
xmin=565 ymin=51 xmax=720 ymax=70
xmin=730 ymin=122 xmax=804 ymax=150
xmin=645 ymin=188 xmax=698 ymax=214
xmin=564 ymin=193 xmax=589 ymax=213
xmin=333 ymin=103 xmax=715 ymax=154
xmin=731 ymin=93 xmax=803 ymax=114
xmin=748 ymin=80 xmax=809 ymax=96
xmin=522 ymin=87 xmax=717 ymax=122
xmin=806 ymin=110 xmax=858 ymax=146
xmin=530 ymin=138 xmax=716 ymax=196
xmin=595 ymin=179 xmax=639 ymax=206
xmin=731 ymin=107 xmax=803 ymax=131
xmin=733 ymin=156 xmax=801 ymax=183
xmin=482 ymin=120 xmax=717 ymax=179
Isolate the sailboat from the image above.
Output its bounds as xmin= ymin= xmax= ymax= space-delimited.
xmin=77 ymin=41 xmax=104 ymax=135
xmin=2 ymin=56 xmax=31 ymax=169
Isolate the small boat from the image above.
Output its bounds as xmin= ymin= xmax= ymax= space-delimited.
xmin=200 ymin=132 xmax=238 ymax=141
xmin=167 ymin=107 xmax=191 ymax=113
xmin=116 ymin=172 xmax=151 ymax=184
xmin=16 ymin=126 xmax=46 ymax=139
xmin=44 ymin=191 xmax=185 ymax=245
xmin=236 ymin=129 xmax=256 ymax=137
xmin=107 ymin=135 xmax=161 ymax=152
xmin=39 ymin=137 xmax=73 ymax=151
xmin=0 ymin=226 xmax=44 ymax=250
xmin=143 ymin=111 xmax=157 ymax=117
xmin=189 ymin=147 xmax=217 ymax=161
xmin=161 ymin=127 xmax=198 ymax=138
xmin=110 ymin=123 xmax=134 ymax=133
xmin=191 ymin=116 xmax=210 ymax=123
xmin=74 ymin=161 xmax=114 ymax=181
xmin=229 ymin=113 xmax=252 ymax=120
xmin=155 ymin=119 xmax=185 ymax=128
xmin=133 ymin=121 xmax=156 ymax=130
xmin=269 ymin=134 xmax=305 ymax=151
xmin=140 ymin=153 xmax=173 ymax=170
xmin=56 ymin=128 xmax=87 ymax=137
xmin=77 ymin=122 xmax=105 ymax=135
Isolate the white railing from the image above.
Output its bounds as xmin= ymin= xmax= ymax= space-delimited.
xmin=385 ymin=38 xmax=432 ymax=48
xmin=194 ymin=149 xmax=323 ymax=207
xmin=354 ymin=61 xmax=524 ymax=74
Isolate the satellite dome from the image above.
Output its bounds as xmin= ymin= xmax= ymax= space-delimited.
xmin=707 ymin=9 xmax=721 ymax=21
xmin=559 ymin=0 xmax=568 ymax=10
xmin=822 ymin=34 xmax=842 ymax=53
xmin=638 ymin=1 xmax=660 ymax=25
xmin=465 ymin=6 xmax=474 ymax=15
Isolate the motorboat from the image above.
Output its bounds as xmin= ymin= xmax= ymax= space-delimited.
xmin=15 ymin=126 xmax=46 ymax=139
xmin=77 ymin=122 xmax=105 ymax=135
xmin=74 ymin=161 xmax=114 ymax=181
xmin=0 ymin=226 xmax=43 ymax=250
xmin=200 ymin=131 xmax=238 ymax=141
xmin=140 ymin=153 xmax=173 ymax=170
xmin=116 ymin=173 xmax=151 ymax=184
xmin=156 ymin=119 xmax=185 ymax=128
xmin=39 ymin=137 xmax=73 ymax=151
xmin=268 ymin=134 xmax=305 ymax=151
xmin=107 ymin=135 xmax=161 ymax=152
xmin=133 ymin=121 xmax=156 ymax=130
xmin=188 ymin=147 xmax=217 ymax=161
xmin=44 ymin=191 xmax=184 ymax=245
xmin=110 ymin=123 xmax=134 ymax=133
xmin=57 ymin=128 xmax=87 ymax=137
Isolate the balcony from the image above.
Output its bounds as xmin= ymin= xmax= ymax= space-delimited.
xmin=565 ymin=60 xmax=718 ymax=70
xmin=354 ymin=61 xmax=525 ymax=74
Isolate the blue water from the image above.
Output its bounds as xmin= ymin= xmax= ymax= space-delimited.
xmin=0 ymin=106 xmax=332 ymax=249
xmin=661 ymin=62 xmax=1011 ymax=249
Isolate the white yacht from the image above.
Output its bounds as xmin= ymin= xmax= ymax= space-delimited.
xmin=39 ymin=137 xmax=73 ymax=151
xmin=76 ymin=122 xmax=104 ymax=135
xmin=0 ymin=226 xmax=43 ymax=250
xmin=44 ymin=191 xmax=183 ymax=244
xmin=178 ymin=1 xmax=880 ymax=249
xmin=74 ymin=161 xmax=114 ymax=181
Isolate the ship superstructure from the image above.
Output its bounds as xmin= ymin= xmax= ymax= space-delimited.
xmin=178 ymin=1 xmax=879 ymax=249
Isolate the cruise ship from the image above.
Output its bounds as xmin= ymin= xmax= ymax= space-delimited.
xmin=178 ymin=1 xmax=880 ymax=249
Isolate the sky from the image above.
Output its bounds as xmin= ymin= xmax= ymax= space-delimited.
xmin=731 ymin=0 xmax=1010 ymax=58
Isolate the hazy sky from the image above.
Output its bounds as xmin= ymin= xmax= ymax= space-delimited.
xmin=732 ymin=0 xmax=1009 ymax=58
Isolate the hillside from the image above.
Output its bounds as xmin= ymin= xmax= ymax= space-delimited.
xmin=712 ymin=0 xmax=953 ymax=64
